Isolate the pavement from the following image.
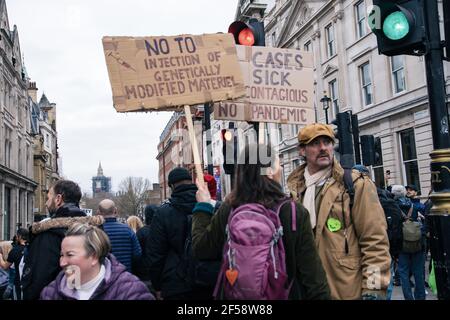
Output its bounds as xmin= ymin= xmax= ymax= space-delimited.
xmin=391 ymin=255 xmax=437 ymax=300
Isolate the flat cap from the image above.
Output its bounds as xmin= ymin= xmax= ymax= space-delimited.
xmin=298 ymin=123 xmax=335 ymax=145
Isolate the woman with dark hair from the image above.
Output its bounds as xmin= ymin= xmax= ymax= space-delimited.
xmin=191 ymin=143 xmax=330 ymax=300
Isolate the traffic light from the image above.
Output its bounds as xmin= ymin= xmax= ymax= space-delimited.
xmin=369 ymin=0 xmax=427 ymax=56
xmin=332 ymin=112 xmax=355 ymax=169
xmin=444 ymin=0 xmax=450 ymax=60
xmin=221 ymin=125 xmax=237 ymax=175
xmin=228 ymin=18 xmax=265 ymax=46
xmin=361 ymin=135 xmax=376 ymax=166
xmin=351 ymin=114 xmax=361 ymax=165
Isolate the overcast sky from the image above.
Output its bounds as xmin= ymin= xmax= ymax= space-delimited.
xmin=6 ymin=0 xmax=275 ymax=195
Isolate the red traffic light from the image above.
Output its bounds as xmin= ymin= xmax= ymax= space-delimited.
xmin=238 ymin=28 xmax=255 ymax=46
xmin=228 ymin=19 xmax=265 ymax=46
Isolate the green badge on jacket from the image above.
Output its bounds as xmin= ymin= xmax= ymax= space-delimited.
xmin=327 ymin=217 xmax=342 ymax=232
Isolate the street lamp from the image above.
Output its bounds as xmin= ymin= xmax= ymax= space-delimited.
xmin=320 ymin=92 xmax=331 ymax=124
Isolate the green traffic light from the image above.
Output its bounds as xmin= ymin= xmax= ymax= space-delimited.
xmin=383 ymin=11 xmax=410 ymax=40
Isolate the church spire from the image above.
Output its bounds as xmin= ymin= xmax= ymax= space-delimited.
xmin=97 ymin=162 xmax=103 ymax=176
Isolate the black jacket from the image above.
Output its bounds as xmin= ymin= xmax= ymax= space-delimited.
xmin=134 ymin=225 xmax=152 ymax=280
xmin=377 ymin=188 xmax=403 ymax=257
xmin=146 ymin=184 xmax=198 ymax=298
xmin=21 ymin=204 xmax=103 ymax=300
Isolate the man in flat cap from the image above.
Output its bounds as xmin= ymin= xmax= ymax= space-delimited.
xmin=287 ymin=123 xmax=391 ymax=300
xmin=405 ymin=184 xmax=426 ymax=216
xmin=406 ymin=184 xmax=426 ymax=219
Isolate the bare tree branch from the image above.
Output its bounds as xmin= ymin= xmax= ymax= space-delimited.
xmin=116 ymin=177 xmax=151 ymax=217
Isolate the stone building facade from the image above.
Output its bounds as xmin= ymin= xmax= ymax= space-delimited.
xmin=146 ymin=183 xmax=162 ymax=206
xmin=157 ymin=110 xmax=204 ymax=200
xmin=29 ymin=84 xmax=60 ymax=219
xmin=0 ymin=0 xmax=36 ymax=239
xmin=239 ymin=0 xmax=449 ymax=195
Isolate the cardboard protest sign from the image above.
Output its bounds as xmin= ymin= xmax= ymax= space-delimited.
xmin=103 ymin=34 xmax=246 ymax=112
xmin=214 ymin=45 xmax=315 ymax=125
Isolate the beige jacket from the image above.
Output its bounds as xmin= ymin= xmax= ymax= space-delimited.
xmin=287 ymin=159 xmax=391 ymax=300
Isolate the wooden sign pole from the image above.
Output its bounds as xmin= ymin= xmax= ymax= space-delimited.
xmin=184 ymin=105 xmax=204 ymax=184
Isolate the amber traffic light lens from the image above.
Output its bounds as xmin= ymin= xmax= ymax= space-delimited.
xmin=223 ymin=131 xmax=233 ymax=141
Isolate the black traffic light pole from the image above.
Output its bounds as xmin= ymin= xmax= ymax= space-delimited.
xmin=334 ymin=112 xmax=355 ymax=169
xmin=228 ymin=122 xmax=236 ymax=189
xmin=425 ymin=3 xmax=450 ymax=151
xmin=222 ymin=122 xmax=236 ymax=189
xmin=223 ymin=18 xmax=265 ymax=196
xmin=351 ymin=114 xmax=361 ymax=165
xmin=424 ymin=0 xmax=450 ymax=300
xmin=203 ymin=103 xmax=214 ymax=176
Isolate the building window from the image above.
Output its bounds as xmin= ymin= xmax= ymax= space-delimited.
xmin=271 ymin=32 xmax=276 ymax=46
xmin=4 ymin=83 xmax=11 ymax=111
xmin=26 ymin=146 xmax=31 ymax=176
xmin=9 ymin=93 xmax=14 ymax=114
xmin=45 ymin=133 xmax=51 ymax=148
xmin=245 ymin=134 xmax=251 ymax=151
xmin=4 ymin=127 xmax=12 ymax=167
xmin=18 ymin=137 xmax=22 ymax=173
xmin=18 ymin=105 xmax=23 ymax=124
xmin=281 ymin=164 xmax=286 ymax=190
xmin=372 ymin=137 xmax=385 ymax=188
xmin=392 ymin=55 xmax=406 ymax=93
xmin=355 ymin=0 xmax=367 ymax=38
xmin=304 ymin=41 xmax=311 ymax=52
xmin=3 ymin=187 xmax=12 ymax=240
xmin=329 ymin=79 xmax=339 ymax=117
xmin=360 ymin=62 xmax=373 ymax=106
xmin=400 ymin=129 xmax=421 ymax=194
xmin=278 ymin=124 xmax=283 ymax=141
xmin=325 ymin=24 xmax=336 ymax=57
xmin=290 ymin=124 xmax=301 ymax=138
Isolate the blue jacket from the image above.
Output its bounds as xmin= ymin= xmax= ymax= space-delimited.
xmin=397 ymin=197 xmax=419 ymax=221
xmin=103 ymin=218 xmax=141 ymax=272
xmin=397 ymin=197 xmax=427 ymax=236
xmin=410 ymin=198 xmax=426 ymax=215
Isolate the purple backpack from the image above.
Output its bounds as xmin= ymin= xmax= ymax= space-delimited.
xmin=213 ymin=200 xmax=296 ymax=300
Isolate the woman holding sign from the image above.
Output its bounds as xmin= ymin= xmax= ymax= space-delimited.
xmin=191 ymin=143 xmax=330 ymax=300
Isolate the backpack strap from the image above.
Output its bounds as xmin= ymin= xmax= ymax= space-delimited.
xmin=342 ymin=168 xmax=355 ymax=255
xmin=276 ymin=200 xmax=297 ymax=232
xmin=291 ymin=201 xmax=296 ymax=232
xmin=341 ymin=168 xmax=366 ymax=254
xmin=406 ymin=205 xmax=414 ymax=220
xmin=343 ymin=168 xmax=355 ymax=213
